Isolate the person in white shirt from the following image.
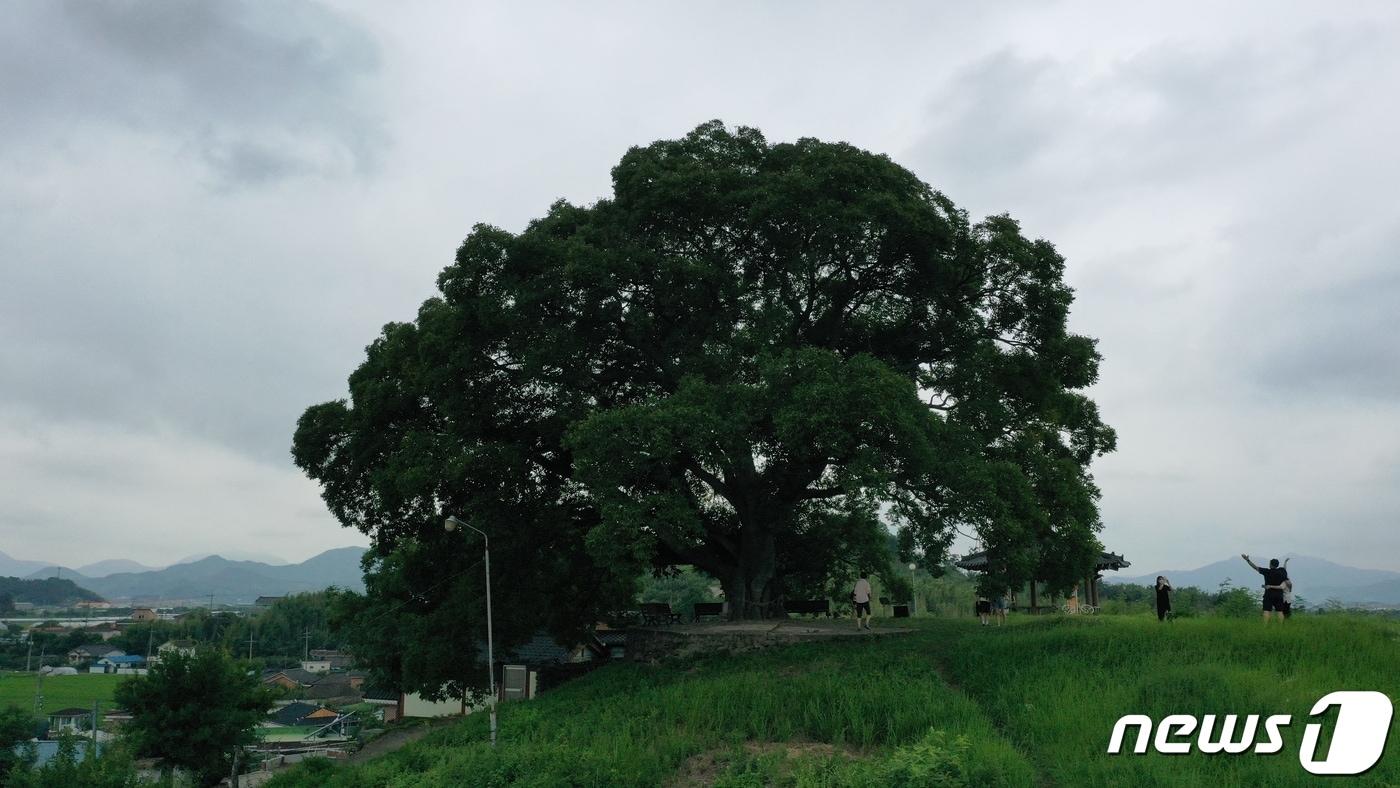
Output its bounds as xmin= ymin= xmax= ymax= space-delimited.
xmin=852 ymin=574 xmax=873 ymax=631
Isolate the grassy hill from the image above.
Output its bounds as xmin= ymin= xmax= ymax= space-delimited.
xmin=269 ymin=615 xmax=1399 ymax=787
xmin=0 ymin=575 xmax=102 ymax=606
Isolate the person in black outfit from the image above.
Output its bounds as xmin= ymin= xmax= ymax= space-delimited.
xmin=1154 ymin=576 xmax=1172 ymax=621
xmin=1241 ymin=554 xmax=1289 ymax=623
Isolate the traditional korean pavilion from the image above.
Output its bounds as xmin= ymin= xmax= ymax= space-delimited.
xmin=955 ymin=549 xmax=1132 ymax=611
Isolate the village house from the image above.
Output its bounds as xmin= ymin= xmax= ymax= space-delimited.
xmin=392 ymin=631 xmax=611 ymax=719
xmin=73 ymin=600 xmax=111 ymax=610
xmin=266 ymin=701 xmax=339 ymax=728
xmin=254 ymin=596 xmax=284 ymax=608
xmin=101 ymin=709 xmax=133 ymax=726
xmin=261 ymin=667 xmax=323 ymax=691
xmin=303 ymin=676 xmax=362 ymax=704
xmin=81 ymin=622 xmax=122 ymax=641
xmin=94 ymin=654 xmax=147 ymax=674
xmin=154 ymin=639 xmax=197 ymax=662
xmin=67 ymin=644 xmax=124 ymax=666
xmin=308 ymin=649 xmax=354 ymax=669
xmin=47 ymin=708 xmax=94 ymax=735
xmin=129 ymin=608 xmax=158 ymax=622
xmin=363 ymin=687 xmax=401 ymax=723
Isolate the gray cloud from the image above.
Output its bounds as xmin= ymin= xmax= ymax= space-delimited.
xmin=1 ymin=2 xmax=1398 ymax=570
xmin=0 ymin=0 xmax=384 ymax=186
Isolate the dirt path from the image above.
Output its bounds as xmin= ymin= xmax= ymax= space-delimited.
xmin=348 ymin=722 xmax=440 ymax=763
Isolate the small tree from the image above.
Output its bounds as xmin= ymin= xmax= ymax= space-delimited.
xmin=4 ymin=735 xmax=151 ymax=788
xmin=0 ymin=705 xmax=37 ymax=782
xmin=113 ymin=649 xmax=274 ymax=786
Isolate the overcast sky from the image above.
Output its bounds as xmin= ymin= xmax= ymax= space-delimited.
xmin=3 ymin=2 xmax=1398 ymax=572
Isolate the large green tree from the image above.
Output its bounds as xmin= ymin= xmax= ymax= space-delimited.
xmin=294 ymin=122 xmax=1113 ymax=644
xmin=112 ymin=650 xmax=273 ymax=786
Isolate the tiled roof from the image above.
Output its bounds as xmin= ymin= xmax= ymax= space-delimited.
xmin=304 ymin=680 xmax=361 ymax=700
xmin=955 ymin=550 xmax=1131 ymax=572
xmin=268 ymin=702 xmax=327 ymax=727
xmin=362 ymin=686 xmax=398 ymax=702
xmin=71 ymin=644 xmax=121 ymax=656
xmin=49 ymin=708 xmax=92 ymax=717
xmin=264 ymin=668 xmax=321 ymax=686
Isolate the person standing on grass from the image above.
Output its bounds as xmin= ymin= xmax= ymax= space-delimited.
xmin=852 ymin=573 xmax=873 ymax=631
xmin=975 ymin=594 xmax=991 ymax=626
xmin=1282 ymin=578 xmax=1294 ymax=618
xmin=1241 ymin=554 xmax=1290 ymax=623
xmin=992 ymin=592 xmax=1008 ymax=625
xmin=1155 ymin=576 xmax=1173 ymax=621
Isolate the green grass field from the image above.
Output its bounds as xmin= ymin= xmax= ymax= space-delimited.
xmin=262 ymin=615 xmax=1400 ymax=786
xmin=0 ymin=672 xmax=128 ymax=716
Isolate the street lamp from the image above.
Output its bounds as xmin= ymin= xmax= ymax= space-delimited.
xmin=909 ymin=562 xmax=918 ymax=616
xmin=444 ymin=514 xmax=496 ymax=747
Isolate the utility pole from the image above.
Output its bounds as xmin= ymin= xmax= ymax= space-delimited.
xmin=208 ymin=593 xmax=215 ymax=612
xmin=244 ymin=634 xmax=256 ymax=661
xmin=91 ymin=701 xmax=99 ymax=754
xmin=33 ymin=643 xmax=47 ymax=715
xmin=302 ymin=630 xmax=311 ymax=660
xmin=25 ymin=639 xmax=32 ymax=673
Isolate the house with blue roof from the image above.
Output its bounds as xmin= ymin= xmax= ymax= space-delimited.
xmin=92 ymin=654 xmax=147 ymax=674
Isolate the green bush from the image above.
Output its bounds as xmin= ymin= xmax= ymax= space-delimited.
xmin=1213 ymin=587 xmax=1259 ymax=618
xmin=880 ymin=731 xmax=971 ymax=786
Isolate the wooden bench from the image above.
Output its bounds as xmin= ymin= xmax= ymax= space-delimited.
xmin=783 ymin=599 xmax=831 ymax=617
xmin=692 ymin=602 xmax=724 ymax=622
xmin=640 ymin=602 xmax=682 ymax=626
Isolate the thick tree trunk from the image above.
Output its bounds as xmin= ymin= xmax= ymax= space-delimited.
xmin=721 ymin=525 xmax=780 ymax=620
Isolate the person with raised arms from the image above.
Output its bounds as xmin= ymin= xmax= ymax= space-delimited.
xmin=1241 ymin=554 xmax=1290 ymax=623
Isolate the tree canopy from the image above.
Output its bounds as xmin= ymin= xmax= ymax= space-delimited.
xmin=294 ymin=122 xmax=1114 ymax=691
xmin=113 ymin=650 xmax=273 ymax=786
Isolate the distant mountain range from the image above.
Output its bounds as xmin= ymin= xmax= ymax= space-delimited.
xmin=5 ymin=547 xmax=366 ymax=605
xmin=1108 ymin=554 xmax=1400 ymax=606
xmin=76 ymin=559 xmax=160 ymax=576
xmin=0 ymin=551 xmax=54 ymax=579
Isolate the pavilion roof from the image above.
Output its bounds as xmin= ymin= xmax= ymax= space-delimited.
xmin=954 ymin=550 xmax=1131 ymax=573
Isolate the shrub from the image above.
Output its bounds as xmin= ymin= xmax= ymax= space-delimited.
xmin=1214 ymin=587 xmax=1259 ymax=618
xmin=880 ymin=730 xmax=973 ymax=787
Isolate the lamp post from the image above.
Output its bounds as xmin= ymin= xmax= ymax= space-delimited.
xmin=445 ymin=514 xmax=496 ymax=747
xmin=909 ymin=562 xmax=918 ymax=616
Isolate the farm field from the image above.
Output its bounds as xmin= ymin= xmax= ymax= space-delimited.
xmin=267 ymin=614 xmax=1400 ymax=787
xmin=0 ymin=672 xmax=128 ymax=716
